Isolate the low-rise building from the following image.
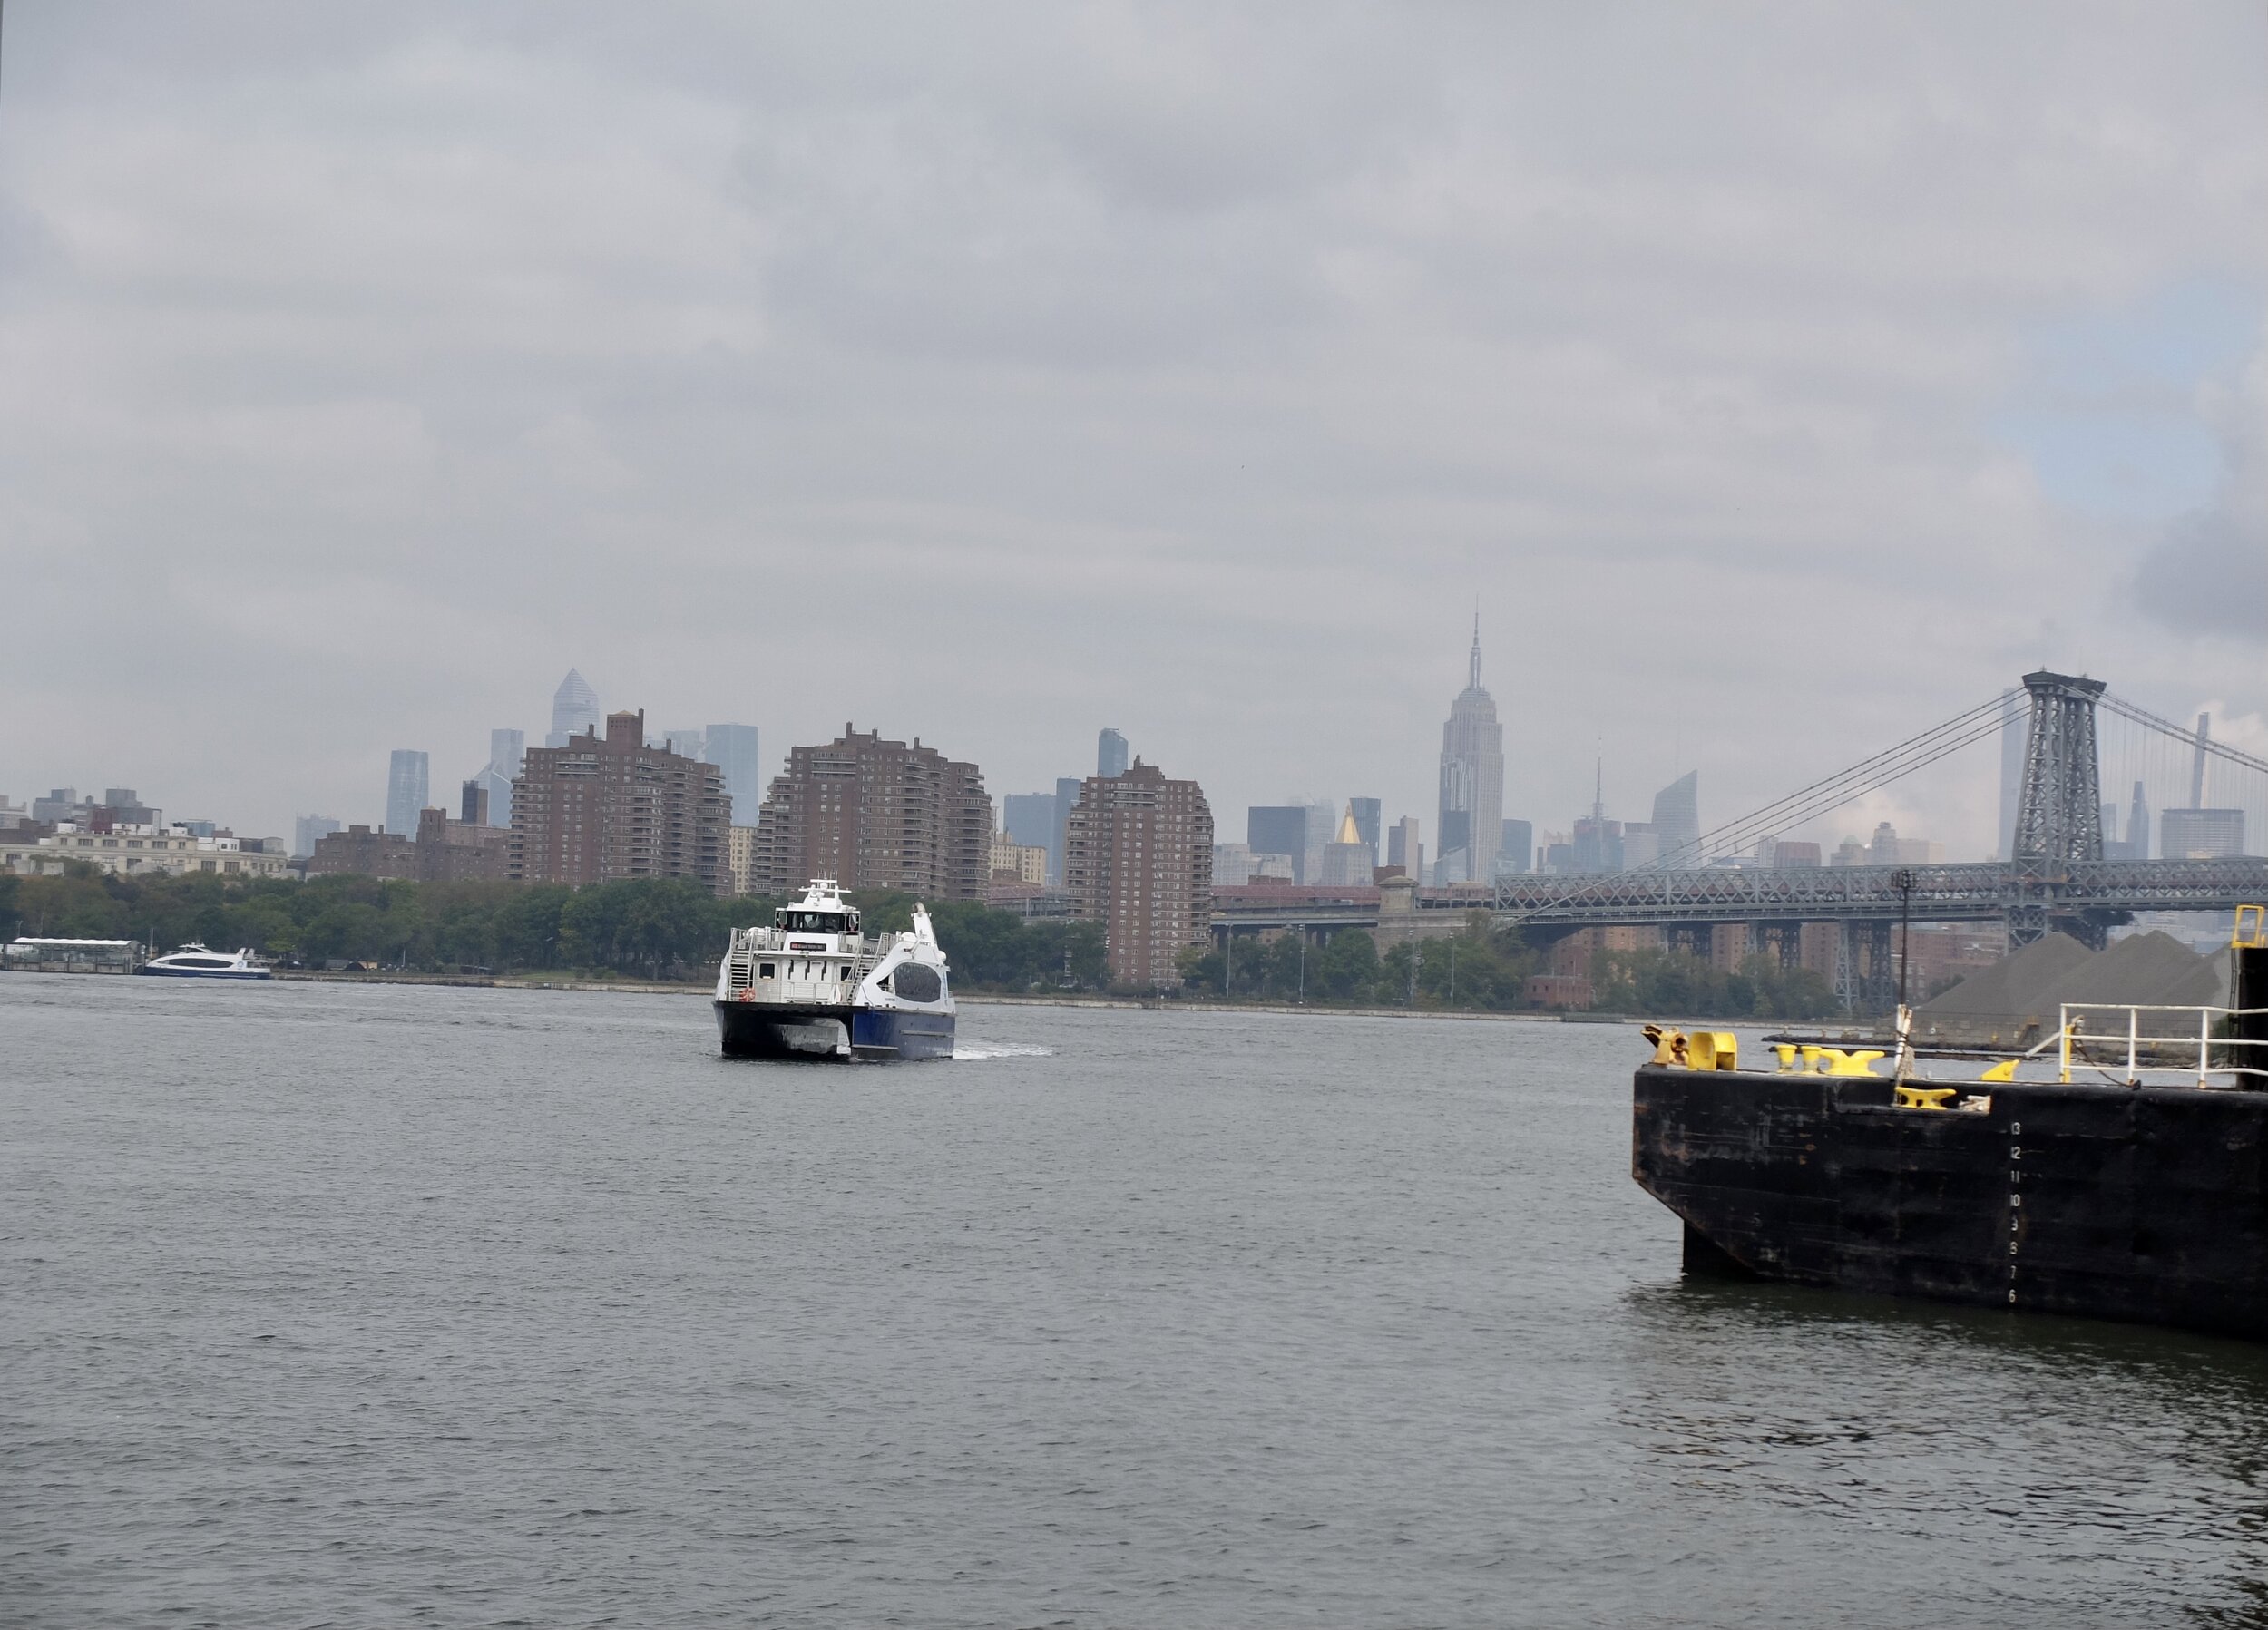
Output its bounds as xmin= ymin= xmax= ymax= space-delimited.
xmin=5 ymin=824 xmax=290 ymax=881
xmin=990 ymin=834 xmax=1050 ymax=887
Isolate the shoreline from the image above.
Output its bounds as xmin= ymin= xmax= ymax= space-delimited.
xmin=257 ymin=968 xmax=1635 ymax=1021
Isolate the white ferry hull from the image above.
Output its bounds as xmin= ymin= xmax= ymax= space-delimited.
xmin=135 ymin=966 xmax=272 ymax=981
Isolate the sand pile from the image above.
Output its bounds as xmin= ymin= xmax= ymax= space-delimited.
xmin=1916 ymin=930 xmax=2229 ymax=1045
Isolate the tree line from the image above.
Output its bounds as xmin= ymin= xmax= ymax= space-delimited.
xmin=0 ymin=864 xmax=1111 ymax=991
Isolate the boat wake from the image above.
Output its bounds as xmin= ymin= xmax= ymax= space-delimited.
xmin=951 ymin=1040 xmax=1055 ymax=1061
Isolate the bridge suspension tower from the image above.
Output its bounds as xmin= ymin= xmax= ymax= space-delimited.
xmin=2009 ymin=670 xmax=2107 ymax=946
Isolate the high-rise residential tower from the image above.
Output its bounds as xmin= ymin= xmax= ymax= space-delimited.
xmin=386 ymin=749 xmax=429 ymax=835
xmin=547 ymin=669 xmax=601 ymax=748
xmin=1098 ymin=728 xmax=1129 ymax=779
xmin=508 ymin=709 xmax=729 ymax=892
xmin=1064 ymin=760 xmax=1213 ymax=989
xmin=1435 ymin=618 xmax=1504 ymax=884
xmin=749 ymin=725 xmax=992 ymax=900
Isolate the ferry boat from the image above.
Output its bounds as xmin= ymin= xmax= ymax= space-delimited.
xmin=713 ymin=879 xmax=955 ymax=1061
xmin=1632 ymin=913 xmax=2268 ymax=1339
xmin=137 ymin=943 xmax=274 ymax=980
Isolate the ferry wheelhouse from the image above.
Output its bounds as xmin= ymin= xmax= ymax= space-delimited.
xmin=714 ymin=879 xmax=955 ymax=1061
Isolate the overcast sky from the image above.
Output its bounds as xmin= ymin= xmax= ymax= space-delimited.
xmin=2 ymin=3 xmax=2263 ymax=854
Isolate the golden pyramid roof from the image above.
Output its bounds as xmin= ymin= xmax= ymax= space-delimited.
xmin=1336 ymin=807 xmax=1362 ymax=844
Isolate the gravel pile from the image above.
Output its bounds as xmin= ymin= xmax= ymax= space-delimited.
xmin=1915 ymin=930 xmax=2227 ymax=1044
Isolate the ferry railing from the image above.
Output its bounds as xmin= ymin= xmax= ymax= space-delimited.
xmin=2057 ymin=1003 xmax=2268 ymax=1088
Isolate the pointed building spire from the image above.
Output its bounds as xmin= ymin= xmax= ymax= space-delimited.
xmin=1468 ymin=609 xmax=1482 ymax=692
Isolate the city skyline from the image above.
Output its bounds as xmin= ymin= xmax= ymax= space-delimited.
xmin=1 ymin=10 xmax=2262 ymax=855
xmin=11 ymin=641 xmax=2267 ymax=872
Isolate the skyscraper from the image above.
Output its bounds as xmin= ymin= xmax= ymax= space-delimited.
xmin=547 ymin=669 xmax=601 ymax=748
xmin=1348 ymin=797 xmax=1382 ymax=866
xmin=1098 ymin=728 xmax=1129 ymax=778
xmin=473 ymin=728 xmax=524 ymax=828
xmin=1002 ymin=791 xmax=1057 ymax=850
xmin=1500 ymin=819 xmax=1533 ymax=875
xmin=1650 ymin=771 xmax=1700 ymax=866
xmin=1435 ymin=617 xmax=1504 ymax=883
xmin=1386 ymin=815 xmax=1421 ymax=879
xmin=1319 ymin=805 xmax=1373 ymax=886
xmin=703 ymin=724 xmax=763 ymax=824
xmin=1246 ymin=805 xmax=1309 ymax=881
xmin=1052 ymin=776 xmax=1082 ymax=885
xmin=2126 ymin=779 xmax=2151 ymax=862
xmin=292 ymin=815 xmax=341 ymax=859
xmin=386 ymin=749 xmax=429 ymax=835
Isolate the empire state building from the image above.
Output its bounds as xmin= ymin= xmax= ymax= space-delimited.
xmin=1435 ymin=618 xmax=1505 ymax=883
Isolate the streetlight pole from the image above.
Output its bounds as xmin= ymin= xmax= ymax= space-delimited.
xmin=1297 ymin=926 xmax=1307 ymax=1004
xmin=1892 ymin=868 xmax=1916 ymax=1012
xmin=1892 ymin=867 xmax=1916 ymax=1081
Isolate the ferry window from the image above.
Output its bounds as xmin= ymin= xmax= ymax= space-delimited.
xmin=758 ymin=962 xmax=776 ymax=979
xmin=893 ymin=964 xmax=942 ymax=1003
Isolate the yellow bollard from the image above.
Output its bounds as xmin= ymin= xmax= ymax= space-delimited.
xmin=1818 ymin=1049 xmax=1886 ymax=1077
xmin=1773 ymin=1044 xmax=1801 ymax=1072
xmin=1893 ymin=1085 xmax=1958 ymax=1109
xmin=1799 ymin=1044 xmax=1824 ymax=1073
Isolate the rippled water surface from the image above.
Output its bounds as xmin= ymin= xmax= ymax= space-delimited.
xmin=8 ymin=976 xmax=2268 ymax=1627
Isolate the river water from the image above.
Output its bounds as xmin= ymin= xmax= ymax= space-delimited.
xmin=6 ymin=976 xmax=2268 ymax=1627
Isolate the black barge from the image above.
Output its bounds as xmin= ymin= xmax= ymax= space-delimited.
xmin=1634 ymin=932 xmax=2268 ymax=1339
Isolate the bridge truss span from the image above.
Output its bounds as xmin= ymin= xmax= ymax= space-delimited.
xmin=1461 ymin=857 xmax=2268 ymax=931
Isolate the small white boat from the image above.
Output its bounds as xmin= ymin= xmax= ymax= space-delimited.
xmin=137 ymin=943 xmax=274 ymax=980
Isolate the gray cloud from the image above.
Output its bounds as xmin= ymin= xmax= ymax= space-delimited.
xmin=0 ymin=2 xmax=2263 ymax=851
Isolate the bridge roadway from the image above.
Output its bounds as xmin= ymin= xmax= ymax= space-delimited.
xmin=1210 ymin=857 xmax=2268 ymax=937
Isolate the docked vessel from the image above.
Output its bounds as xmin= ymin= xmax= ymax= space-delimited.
xmin=713 ymin=879 xmax=955 ymax=1061
xmin=137 ymin=943 xmax=273 ymax=980
xmin=1633 ymin=915 xmax=2268 ymax=1339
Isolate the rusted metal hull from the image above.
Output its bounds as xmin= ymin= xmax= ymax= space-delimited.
xmin=1632 ymin=1065 xmax=2268 ymax=1340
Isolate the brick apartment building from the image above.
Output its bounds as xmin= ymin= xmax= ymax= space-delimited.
xmin=749 ymin=725 xmax=991 ymax=900
xmin=1064 ymin=759 xmax=1214 ymax=990
xmin=507 ymin=709 xmax=729 ymax=893
xmin=414 ymin=783 xmax=511 ymax=882
xmin=308 ymin=824 xmax=420 ymax=881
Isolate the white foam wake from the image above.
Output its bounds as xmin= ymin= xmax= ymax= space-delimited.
xmin=951 ymin=1040 xmax=1056 ymax=1060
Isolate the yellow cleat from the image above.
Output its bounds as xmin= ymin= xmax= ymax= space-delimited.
xmin=1893 ymin=1085 xmax=1958 ymax=1109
